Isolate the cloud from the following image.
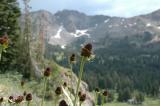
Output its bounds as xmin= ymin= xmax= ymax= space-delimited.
xmin=18 ymin=0 xmax=160 ymax=17
xmin=95 ymin=0 xmax=160 ymax=17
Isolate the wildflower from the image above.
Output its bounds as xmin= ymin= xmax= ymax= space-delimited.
xmin=73 ymin=43 xmax=93 ymax=106
xmin=21 ymin=80 xmax=25 ymax=87
xmin=23 ymin=91 xmax=27 ymax=96
xmin=0 ymin=38 xmax=4 ymax=44
xmin=78 ymin=91 xmax=82 ymax=97
xmin=103 ymin=90 xmax=108 ymax=96
xmin=0 ymin=35 xmax=8 ymax=45
xmin=26 ymin=93 xmax=32 ymax=101
xmin=8 ymin=96 xmax=14 ymax=103
xmin=9 ymin=96 xmax=13 ymax=100
xmin=95 ymin=88 xmax=100 ymax=93
xmin=81 ymin=43 xmax=92 ymax=57
xmin=59 ymin=100 xmax=68 ymax=106
xmin=44 ymin=67 xmax=51 ymax=77
xmin=70 ymin=53 xmax=76 ymax=64
xmin=63 ymin=82 xmax=67 ymax=88
xmin=79 ymin=94 xmax=86 ymax=102
xmin=0 ymin=97 xmax=3 ymax=103
xmin=55 ymin=87 xmax=62 ymax=96
xmin=2 ymin=35 xmax=8 ymax=44
xmin=95 ymin=88 xmax=100 ymax=105
xmin=41 ymin=68 xmax=51 ymax=106
xmin=14 ymin=96 xmax=24 ymax=104
xmin=101 ymin=90 xmax=108 ymax=106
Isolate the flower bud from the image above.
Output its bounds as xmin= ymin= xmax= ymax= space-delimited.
xmin=14 ymin=96 xmax=24 ymax=104
xmin=0 ymin=97 xmax=3 ymax=103
xmin=59 ymin=100 xmax=68 ymax=106
xmin=0 ymin=35 xmax=8 ymax=45
xmin=63 ymin=82 xmax=67 ymax=88
xmin=26 ymin=93 xmax=32 ymax=101
xmin=8 ymin=96 xmax=14 ymax=103
xmin=44 ymin=67 xmax=51 ymax=77
xmin=78 ymin=91 xmax=82 ymax=97
xmin=103 ymin=90 xmax=108 ymax=96
xmin=70 ymin=54 xmax=76 ymax=64
xmin=79 ymin=94 xmax=86 ymax=102
xmin=95 ymin=88 xmax=100 ymax=92
xmin=81 ymin=43 xmax=92 ymax=57
xmin=55 ymin=87 xmax=62 ymax=96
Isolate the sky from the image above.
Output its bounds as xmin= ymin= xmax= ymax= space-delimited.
xmin=18 ymin=0 xmax=160 ymax=17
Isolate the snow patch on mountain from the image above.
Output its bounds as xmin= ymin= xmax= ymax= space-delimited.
xmin=70 ymin=29 xmax=90 ymax=37
xmin=157 ymin=26 xmax=160 ymax=29
xmin=146 ymin=23 xmax=151 ymax=27
xmin=61 ymin=45 xmax=66 ymax=49
xmin=104 ymin=19 xmax=110 ymax=23
xmin=54 ymin=26 xmax=63 ymax=39
xmin=150 ymin=35 xmax=160 ymax=43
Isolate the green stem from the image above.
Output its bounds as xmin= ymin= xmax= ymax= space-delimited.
xmin=69 ymin=64 xmax=73 ymax=98
xmin=101 ymin=95 xmax=105 ymax=106
xmin=27 ymin=101 xmax=30 ymax=106
xmin=95 ymin=92 xmax=98 ymax=105
xmin=73 ymin=56 xmax=85 ymax=106
xmin=41 ymin=77 xmax=47 ymax=106
xmin=79 ymin=102 xmax=82 ymax=106
xmin=54 ymin=96 xmax=59 ymax=106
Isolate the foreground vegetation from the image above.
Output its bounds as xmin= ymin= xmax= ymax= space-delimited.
xmin=0 ymin=73 xmax=160 ymax=106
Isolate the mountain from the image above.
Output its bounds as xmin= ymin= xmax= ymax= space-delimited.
xmin=21 ymin=9 xmax=160 ymax=93
xmin=24 ymin=9 xmax=160 ymax=49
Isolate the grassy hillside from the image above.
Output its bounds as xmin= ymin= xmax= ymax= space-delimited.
xmin=0 ymin=58 xmax=93 ymax=106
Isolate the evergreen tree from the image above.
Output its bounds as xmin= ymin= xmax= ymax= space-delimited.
xmin=0 ymin=0 xmax=21 ymax=71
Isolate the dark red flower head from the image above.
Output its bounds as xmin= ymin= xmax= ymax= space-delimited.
xmin=44 ymin=67 xmax=51 ymax=77
xmin=0 ymin=38 xmax=3 ymax=44
xmin=78 ymin=91 xmax=82 ymax=97
xmin=79 ymin=94 xmax=86 ymax=102
xmin=55 ymin=87 xmax=62 ymax=96
xmin=95 ymin=88 xmax=100 ymax=92
xmin=14 ymin=96 xmax=24 ymax=104
xmin=59 ymin=100 xmax=68 ymax=106
xmin=84 ymin=43 xmax=92 ymax=51
xmin=63 ymin=82 xmax=67 ymax=88
xmin=81 ymin=43 xmax=92 ymax=57
xmin=103 ymin=90 xmax=108 ymax=96
xmin=8 ymin=96 xmax=14 ymax=103
xmin=9 ymin=96 xmax=13 ymax=100
xmin=0 ymin=35 xmax=9 ymax=45
xmin=0 ymin=97 xmax=3 ymax=103
xmin=26 ymin=93 xmax=32 ymax=101
xmin=70 ymin=53 xmax=76 ymax=63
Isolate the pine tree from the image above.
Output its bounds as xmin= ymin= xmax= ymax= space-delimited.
xmin=0 ymin=0 xmax=21 ymax=71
